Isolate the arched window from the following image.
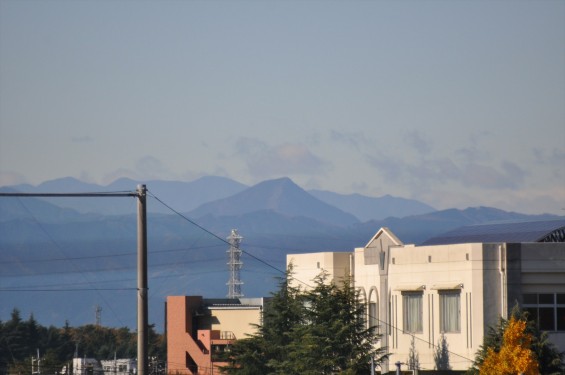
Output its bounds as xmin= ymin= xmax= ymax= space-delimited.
xmin=368 ymin=287 xmax=379 ymax=333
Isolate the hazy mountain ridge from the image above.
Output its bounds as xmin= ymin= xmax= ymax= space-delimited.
xmin=2 ymin=177 xmax=564 ymax=331
xmin=308 ymin=190 xmax=436 ymax=221
xmin=2 ymin=175 xmax=435 ymax=222
xmin=6 ymin=176 xmax=248 ymax=216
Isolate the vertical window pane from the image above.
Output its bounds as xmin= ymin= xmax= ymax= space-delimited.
xmin=539 ymin=307 xmax=555 ymax=331
xmin=557 ymin=308 xmax=565 ymax=331
xmin=403 ymin=292 xmax=423 ymax=333
xmin=439 ymin=290 xmax=460 ymax=333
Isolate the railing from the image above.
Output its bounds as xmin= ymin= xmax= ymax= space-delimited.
xmin=219 ymin=331 xmax=235 ymax=340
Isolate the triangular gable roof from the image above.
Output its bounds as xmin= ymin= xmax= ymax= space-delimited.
xmin=365 ymin=227 xmax=403 ymax=248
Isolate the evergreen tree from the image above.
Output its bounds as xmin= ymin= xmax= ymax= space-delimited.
xmin=223 ymin=268 xmax=387 ymax=374
xmin=434 ymin=334 xmax=451 ymax=370
xmin=222 ymin=266 xmax=305 ymax=374
xmin=406 ymin=335 xmax=420 ymax=373
xmin=296 ymin=272 xmax=386 ymax=374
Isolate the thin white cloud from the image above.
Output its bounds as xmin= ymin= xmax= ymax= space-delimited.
xmin=329 ymin=130 xmax=369 ymax=151
xmin=235 ymin=138 xmax=331 ymax=179
xmin=461 ymin=162 xmax=525 ymax=190
xmin=101 ymin=156 xmax=176 ymax=184
xmin=533 ymin=147 xmax=565 ymax=167
xmin=366 ymin=152 xmax=526 ymax=191
xmin=102 ymin=168 xmax=140 ymax=185
xmin=135 ymin=156 xmax=172 ymax=180
xmin=404 ymin=130 xmax=433 ymax=155
xmin=0 ymin=171 xmax=28 ymax=186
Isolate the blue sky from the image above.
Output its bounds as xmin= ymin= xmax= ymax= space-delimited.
xmin=0 ymin=0 xmax=563 ymax=214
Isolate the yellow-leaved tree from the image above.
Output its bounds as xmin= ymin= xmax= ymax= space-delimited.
xmin=479 ymin=316 xmax=539 ymax=375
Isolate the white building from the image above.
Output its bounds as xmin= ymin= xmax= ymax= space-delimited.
xmin=69 ymin=358 xmax=102 ymax=375
xmin=287 ymin=220 xmax=565 ymax=373
xmin=100 ymin=359 xmax=136 ymax=375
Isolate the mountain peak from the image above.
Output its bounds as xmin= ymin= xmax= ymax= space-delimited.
xmin=190 ymin=177 xmax=359 ymax=227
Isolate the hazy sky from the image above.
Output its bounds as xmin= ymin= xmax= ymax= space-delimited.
xmin=0 ymin=0 xmax=563 ymax=214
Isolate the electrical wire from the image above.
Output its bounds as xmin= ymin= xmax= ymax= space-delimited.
xmin=147 ymin=191 xmax=305 ymax=285
xmin=146 ymin=190 xmax=474 ymax=363
xmin=7 ymin=197 xmax=132 ymax=325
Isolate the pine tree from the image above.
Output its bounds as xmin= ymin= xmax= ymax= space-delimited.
xmin=295 ymin=272 xmax=386 ymax=374
xmin=223 ymin=268 xmax=387 ymax=374
xmin=222 ymin=266 xmax=305 ymax=374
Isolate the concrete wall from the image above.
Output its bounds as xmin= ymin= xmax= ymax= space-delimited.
xmin=519 ymin=242 xmax=565 ymax=350
xmin=206 ymin=307 xmax=262 ymax=339
xmin=289 ymin=229 xmax=565 ymax=373
xmin=380 ymin=243 xmax=483 ymax=371
xmin=286 ymin=251 xmax=351 ymax=289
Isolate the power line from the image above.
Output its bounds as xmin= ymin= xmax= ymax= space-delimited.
xmin=1 ymin=189 xmax=476 ymax=364
xmin=147 ymin=192 xmax=473 ymax=363
xmin=147 ymin=191 xmax=294 ymax=280
xmin=0 ymin=244 xmax=225 ymax=265
xmin=0 ymin=287 xmax=137 ymax=292
xmin=1 ymin=194 xmax=135 ymax=326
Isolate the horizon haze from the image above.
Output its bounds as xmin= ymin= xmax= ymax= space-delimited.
xmin=1 ymin=1 xmax=564 ymax=215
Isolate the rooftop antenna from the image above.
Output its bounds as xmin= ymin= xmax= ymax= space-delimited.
xmin=226 ymin=229 xmax=243 ymax=298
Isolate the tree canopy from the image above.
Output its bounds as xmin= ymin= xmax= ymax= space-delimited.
xmin=0 ymin=309 xmax=165 ymax=375
xmin=469 ymin=306 xmax=564 ymax=375
xmin=479 ymin=317 xmax=538 ymax=375
xmin=221 ymin=268 xmax=388 ymax=374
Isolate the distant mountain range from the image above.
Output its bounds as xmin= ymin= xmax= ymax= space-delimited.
xmin=6 ymin=176 xmax=248 ymax=216
xmin=1 ymin=175 xmax=562 ymax=246
xmin=3 ymin=175 xmax=436 ymax=222
xmin=0 ymin=175 xmax=563 ymax=330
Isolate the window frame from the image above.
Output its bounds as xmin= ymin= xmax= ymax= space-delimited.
xmin=438 ymin=289 xmax=461 ymax=333
xmin=402 ymin=291 xmax=423 ymax=334
xmin=523 ymin=293 xmax=565 ymax=332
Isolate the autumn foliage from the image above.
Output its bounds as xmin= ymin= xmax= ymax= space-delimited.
xmin=479 ymin=317 xmax=539 ymax=375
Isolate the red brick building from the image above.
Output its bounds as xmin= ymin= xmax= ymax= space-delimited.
xmin=166 ymin=296 xmax=266 ymax=375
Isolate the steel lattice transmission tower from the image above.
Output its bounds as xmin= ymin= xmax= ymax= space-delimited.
xmin=95 ymin=305 xmax=102 ymax=326
xmin=226 ymin=229 xmax=243 ymax=298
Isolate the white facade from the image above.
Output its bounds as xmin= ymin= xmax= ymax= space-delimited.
xmin=70 ymin=358 xmax=103 ymax=375
xmin=100 ymin=359 xmax=137 ymax=375
xmin=287 ymin=227 xmax=565 ymax=373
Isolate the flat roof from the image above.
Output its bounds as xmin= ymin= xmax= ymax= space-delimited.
xmin=421 ymin=219 xmax=565 ymax=246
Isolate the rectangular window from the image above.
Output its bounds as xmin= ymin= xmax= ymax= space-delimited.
xmin=439 ymin=290 xmax=461 ymax=333
xmin=403 ymin=292 xmax=423 ymax=333
xmin=523 ymin=293 xmax=565 ymax=332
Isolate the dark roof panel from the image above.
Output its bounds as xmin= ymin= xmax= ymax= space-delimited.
xmin=421 ymin=219 xmax=565 ymax=246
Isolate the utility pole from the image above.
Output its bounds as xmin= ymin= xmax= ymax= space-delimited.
xmin=137 ymin=185 xmax=148 ymax=375
xmin=0 ymin=187 xmax=149 ymax=375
